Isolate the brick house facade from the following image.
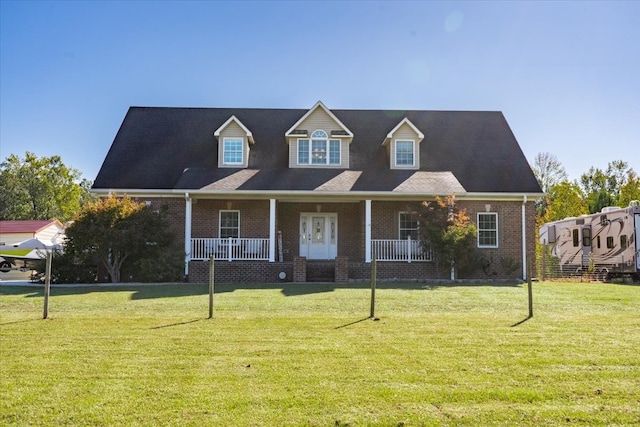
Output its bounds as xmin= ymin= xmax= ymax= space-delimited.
xmin=93 ymin=102 xmax=542 ymax=283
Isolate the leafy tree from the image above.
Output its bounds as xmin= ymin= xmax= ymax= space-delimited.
xmin=579 ymin=160 xmax=633 ymax=213
xmin=543 ymin=181 xmax=588 ymax=223
xmin=531 ymin=152 xmax=568 ymax=217
xmin=0 ymin=152 xmax=91 ymax=221
xmin=618 ymin=171 xmax=640 ymax=207
xmin=579 ymin=167 xmax=611 ymax=213
xmin=606 ymin=160 xmax=632 ymax=203
xmin=418 ymin=195 xmax=478 ymax=279
xmin=65 ymin=195 xmax=178 ymax=283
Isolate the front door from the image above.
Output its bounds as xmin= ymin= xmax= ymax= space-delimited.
xmin=300 ymin=213 xmax=337 ymax=260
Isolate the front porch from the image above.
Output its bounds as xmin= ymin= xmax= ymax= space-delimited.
xmin=184 ymin=198 xmax=435 ymax=283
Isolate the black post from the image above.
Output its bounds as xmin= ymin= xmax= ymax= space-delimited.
xmin=370 ymin=255 xmax=377 ymax=318
xmin=527 ymin=259 xmax=533 ymax=318
xmin=43 ymin=251 xmax=52 ymax=319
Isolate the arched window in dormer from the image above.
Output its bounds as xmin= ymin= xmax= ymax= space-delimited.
xmin=297 ymin=129 xmax=341 ymax=165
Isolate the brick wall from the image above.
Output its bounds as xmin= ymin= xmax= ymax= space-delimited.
xmin=189 ymin=260 xmax=293 ymax=283
xmin=142 ymin=196 xmax=186 ymax=241
xmin=191 ymin=199 xmax=270 ymax=238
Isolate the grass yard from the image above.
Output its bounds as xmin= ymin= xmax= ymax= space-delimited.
xmin=1 ymin=280 xmax=639 ymax=426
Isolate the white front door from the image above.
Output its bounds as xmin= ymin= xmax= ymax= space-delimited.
xmin=300 ymin=213 xmax=337 ymax=260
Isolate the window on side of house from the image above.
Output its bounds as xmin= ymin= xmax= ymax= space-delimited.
xmin=298 ymin=130 xmax=340 ymax=166
xmin=395 ymin=140 xmax=415 ymax=167
xmin=222 ymin=138 xmax=244 ymax=165
xmin=219 ymin=210 xmax=240 ymax=238
xmin=606 ymin=236 xmax=614 ymax=249
xmin=399 ymin=212 xmax=419 ymax=240
xmin=621 ymin=234 xmax=627 ymax=248
xmin=477 ymin=212 xmax=498 ymax=248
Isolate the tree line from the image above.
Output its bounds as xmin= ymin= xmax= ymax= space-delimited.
xmin=531 ymin=153 xmax=640 ymax=225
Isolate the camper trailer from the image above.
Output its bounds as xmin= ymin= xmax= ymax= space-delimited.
xmin=539 ymin=202 xmax=640 ymax=281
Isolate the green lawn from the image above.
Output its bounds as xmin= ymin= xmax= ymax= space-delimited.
xmin=1 ymin=281 xmax=639 ymax=426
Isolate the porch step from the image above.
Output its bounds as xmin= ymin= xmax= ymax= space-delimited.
xmin=306 ymin=261 xmax=335 ymax=282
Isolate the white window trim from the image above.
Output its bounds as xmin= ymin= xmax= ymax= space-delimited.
xmin=477 ymin=212 xmax=499 ymax=248
xmin=297 ymin=130 xmax=341 ymax=166
xmin=394 ymin=139 xmax=415 ymax=167
xmin=398 ymin=211 xmax=419 ymax=240
xmin=222 ymin=137 xmax=244 ymax=166
xmin=219 ymin=210 xmax=240 ymax=239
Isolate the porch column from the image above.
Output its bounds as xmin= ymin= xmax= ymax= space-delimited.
xmin=365 ymin=199 xmax=372 ymax=263
xmin=269 ymin=198 xmax=276 ymax=262
xmin=184 ymin=193 xmax=192 ymax=276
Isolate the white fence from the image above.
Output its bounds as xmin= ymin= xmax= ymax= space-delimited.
xmin=191 ymin=238 xmax=270 ymax=261
xmin=371 ymin=238 xmax=432 ymax=262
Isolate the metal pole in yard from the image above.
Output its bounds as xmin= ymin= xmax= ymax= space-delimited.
xmin=370 ymin=255 xmax=377 ymax=318
xmin=208 ymin=255 xmax=215 ymax=319
xmin=43 ymin=251 xmax=52 ymax=319
xmin=542 ymin=239 xmax=546 ymax=281
xmin=527 ymin=258 xmax=533 ymax=318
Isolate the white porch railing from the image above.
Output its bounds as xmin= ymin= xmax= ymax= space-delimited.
xmin=190 ymin=238 xmax=270 ymax=261
xmin=371 ymin=237 xmax=432 ymax=262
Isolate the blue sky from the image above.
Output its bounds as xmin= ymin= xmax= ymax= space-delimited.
xmin=1 ymin=1 xmax=638 ymax=183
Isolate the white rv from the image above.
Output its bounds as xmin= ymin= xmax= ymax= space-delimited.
xmin=539 ymin=202 xmax=640 ymax=281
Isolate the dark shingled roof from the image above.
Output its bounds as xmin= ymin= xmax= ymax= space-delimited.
xmin=93 ymin=106 xmax=542 ymax=194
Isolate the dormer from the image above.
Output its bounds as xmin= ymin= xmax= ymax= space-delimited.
xmin=214 ymin=115 xmax=254 ymax=168
xmin=382 ymin=118 xmax=424 ymax=170
xmin=285 ymin=101 xmax=353 ymax=169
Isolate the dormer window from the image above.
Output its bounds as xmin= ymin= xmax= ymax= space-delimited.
xmin=286 ymin=102 xmax=352 ymax=169
xmin=223 ymin=138 xmax=244 ymax=165
xmin=383 ymin=118 xmax=424 ymax=170
xmin=214 ymin=115 xmax=254 ymax=168
xmin=297 ymin=130 xmax=341 ymax=166
xmin=395 ymin=140 xmax=415 ymax=167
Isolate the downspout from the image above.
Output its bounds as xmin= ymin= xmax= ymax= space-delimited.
xmin=522 ymin=195 xmax=527 ymax=280
xmin=184 ymin=193 xmax=192 ymax=278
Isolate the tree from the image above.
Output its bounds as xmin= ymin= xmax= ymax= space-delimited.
xmin=0 ymin=152 xmax=91 ymax=221
xmin=618 ymin=171 xmax=640 ymax=207
xmin=65 ymin=195 xmax=177 ymax=283
xmin=606 ymin=160 xmax=632 ymax=203
xmin=530 ymin=152 xmax=568 ymax=217
xmin=543 ymin=181 xmax=588 ymax=223
xmin=579 ymin=160 xmax=633 ymax=213
xmin=418 ymin=195 xmax=478 ymax=279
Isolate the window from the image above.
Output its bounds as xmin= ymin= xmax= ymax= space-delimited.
xmin=395 ymin=140 xmax=415 ymax=166
xmin=582 ymin=228 xmax=591 ymax=247
xmin=399 ymin=212 xmax=419 ymax=240
xmin=223 ymin=138 xmax=243 ymax=165
xmin=621 ymin=235 xmax=627 ymax=248
xmin=477 ymin=213 xmax=498 ymax=248
xmin=297 ymin=130 xmax=340 ymax=165
xmin=219 ymin=210 xmax=239 ymax=238
xmin=606 ymin=236 xmax=614 ymax=249
xmin=298 ymin=139 xmax=309 ymax=164
xmin=572 ymin=229 xmax=579 ymax=247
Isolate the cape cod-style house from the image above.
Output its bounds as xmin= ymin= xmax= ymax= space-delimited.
xmin=92 ymin=101 xmax=543 ymax=283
